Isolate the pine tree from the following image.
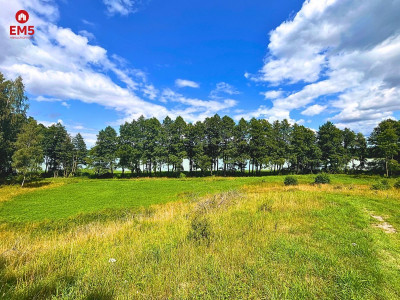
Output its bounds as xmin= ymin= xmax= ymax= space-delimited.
xmin=169 ymin=116 xmax=187 ymax=172
xmin=290 ymin=124 xmax=320 ymax=173
xmin=162 ymin=116 xmax=174 ymax=173
xmin=204 ymin=114 xmax=222 ymax=174
xmin=142 ymin=117 xmax=162 ymax=175
xmin=369 ymin=120 xmax=400 ymax=177
xmin=354 ymin=133 xmax=367 ymax=171
xmin=318 ymin=121 xmax=344 ymax=172
xmin=94 ymin=126 xmax=118 ymax=175
xmin=248 ymin=118 xmax=267 ymax=175
xmin=220 ymin=116 xmax=235 ymax=174
xmin=191 ymin=121 xmax=211 ymax=173
xmin=232 ymin=118 xmax=249 ymax=174
xmin=72 ymin=133 xmax=87 ymax=175
xmin=342 ymin=128 xmax=356 ymax=172
xmin=42 ymin=123 xmax=72 ymax=177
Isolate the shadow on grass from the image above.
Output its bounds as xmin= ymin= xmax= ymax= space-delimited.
xmin=85 ymin=289 xmax=114 ymax=300
xmin=22 ymin=181 xmax=52 ymax=188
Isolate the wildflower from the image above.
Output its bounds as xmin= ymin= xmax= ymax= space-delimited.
xmin=109 ymin=258 xmax=116 ymax=263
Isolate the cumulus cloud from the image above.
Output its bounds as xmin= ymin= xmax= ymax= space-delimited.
xmin=175 ymin=79 xmax=200 ymax=88
xmin=0 ymin=0 xmax=238 ymax=135
xmin=301 ymin=104 xmax=327 ymax=116
xmin=0 ymin=0 xmax=241 ymax=151
xmin=261 ymin=90 xmax=283 ymax=99
xmin=244 ymin=0 xmax=400 ymax=132
xmin=61 ymin=101 xmax=70 ymax=108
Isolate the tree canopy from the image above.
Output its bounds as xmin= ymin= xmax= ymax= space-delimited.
xmin=1 ymin=72 xmax=400 ymax=180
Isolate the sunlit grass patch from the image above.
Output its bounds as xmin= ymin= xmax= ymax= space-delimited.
xmin=0 ymin=175 xmax=399 ymax=298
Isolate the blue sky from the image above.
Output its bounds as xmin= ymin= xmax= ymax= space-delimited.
xmin=1 ymin=0 xmax=399 ymax=146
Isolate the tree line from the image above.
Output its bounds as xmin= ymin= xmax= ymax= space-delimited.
xmin=87 ymin=116 xmax=399 ymax=177
xmin=1 ymin=73 xmax=400 ymax=185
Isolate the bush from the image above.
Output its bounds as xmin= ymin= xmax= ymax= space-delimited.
xmin=258 ymin=202 xmax=272 ymax=212
xmin=188 ymin=216 xmax=212 ymax=243
xmin=394 ymin=180 xmax=400 ymax=189
xmin=284 ymin=176 xmax=298 ymax=186
xmin=371 ymin=179 xmax=391 ymax=190
xmin=179 ymin=172 xmax=186 ymax=178
xmin=314 ymin=173 xmax=330 ymax=184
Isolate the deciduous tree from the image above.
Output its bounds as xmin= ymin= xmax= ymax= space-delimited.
xmin=12 ymin=118 xmax=43 ymax=186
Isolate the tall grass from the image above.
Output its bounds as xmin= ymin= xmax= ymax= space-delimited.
xmin=0 ymin=176 xmax=399 ymax=299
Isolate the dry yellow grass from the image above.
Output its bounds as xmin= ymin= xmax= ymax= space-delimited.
xmin=0 ymin=181 xmax=65 ymax=203
xmin=243 ymin=182 xmax=400 ymax=201
xmin=1 ymin=177 xmax=399 ymax=299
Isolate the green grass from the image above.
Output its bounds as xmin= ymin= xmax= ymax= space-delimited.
xmin=0 ymin=174 xmax=387 ymax=224
xmin=0 ymin=177 xmax=263 ymax=223
xmin=0 ymin=175 xmax=399 ymax=299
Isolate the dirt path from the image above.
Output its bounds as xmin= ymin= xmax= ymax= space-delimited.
xmin=371 ymin=214 xmax=397 ymax=233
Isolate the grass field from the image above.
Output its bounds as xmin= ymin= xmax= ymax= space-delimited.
xmin=0 ymin=175 xmax=399 ymax=299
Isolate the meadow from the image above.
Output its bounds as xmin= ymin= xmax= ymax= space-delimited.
xmin=0 ymin=175 xmax=399 ymax=299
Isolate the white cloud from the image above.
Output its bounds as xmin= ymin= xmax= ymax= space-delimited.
xmin=61 ymin=101 xmax=70 ymax=108
xmin=261 ymin=90 xmax=283 ymax=99
xmin=77 ymin=132 xmax=97 ymax=147
xmin=103 ymin=0 xmax=137 ymax=16
xmin=36 ymin=96 xmax=62 ymax=102
xmin=82 ymin=19 xmax=95 ymax=26
xmin=175 ymin=79 xmax=200 ymax=88
xmin=157 ymin=89 xmax=237 ymax=123
xmin=301 ymin=104 xmax=327 ymax=116
xmin=78 ymin=30 xmax=95 ymax=40
xmin=244 ymin=0 xmax=400 ymax=132
xmin=234 ymin=105 xmax=294 ymax=124
xmin=0 ymin=0 xmax=239 ymax=137
xmin=142 ymin=84 xmax=158 ymax=100
xmin=38 ymin=119 xmax=63 ymax=127
xmin=209 ymin=82 xmax=240 ymax=99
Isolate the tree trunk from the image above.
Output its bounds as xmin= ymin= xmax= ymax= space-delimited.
xmin=223 ymin=156 xmax=226 ymax=176
xmin=149 ymin=160 xmax=152 ymax=176
xmin=386 ymin=159 xmax=389 ymax=177
xmin=21 ymin=175 xmax=25 ymax=187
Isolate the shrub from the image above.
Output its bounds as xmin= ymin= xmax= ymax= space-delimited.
xmin=394 ymin=180 xmax=400 ymax=189
xmin=314 ymin=173 xmax=330 ymax=184
xmin=284 ymin=176 xmax=298 ymax=186
xmin=179 ymin=172 xmax=186 ymax=178
xmin=188 ymin=216 xmax=212 ymax=243
xmin=371 ymin=179 xmax=391 ymax=190
xmin=258 ymin=202 xmax=272 ymax=212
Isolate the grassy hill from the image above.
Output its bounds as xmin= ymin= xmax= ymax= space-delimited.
xmin=0 ymin=175 xmax=399 ymax=299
